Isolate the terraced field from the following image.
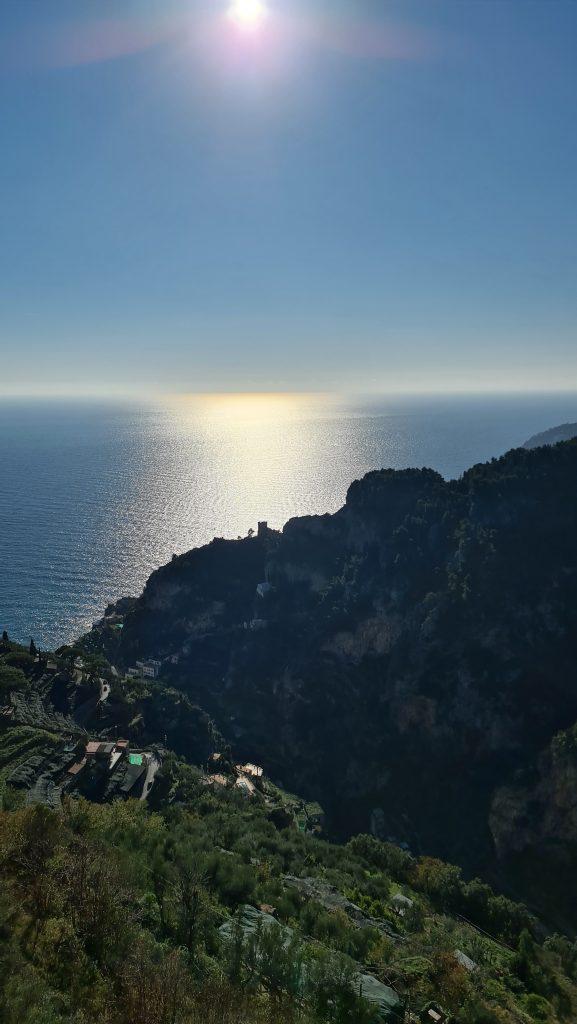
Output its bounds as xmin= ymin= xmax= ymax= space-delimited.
xmin=9 ymin=690 xmax=83 ymax=734
xmin=0 ymin=725 xmax=60 ymax=788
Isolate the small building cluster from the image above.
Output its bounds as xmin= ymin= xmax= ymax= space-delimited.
xmin=6 ymin=733 xmax=159 ymax=808
xmin=203 ymin=754 xmax=324 ymax=834
xmin=203 ymin=752 xmax=263 ymax=799
xmin=238 ymin=762 xmax=263 ymax=778
xmin=66 ymin=737 xmax=157 ymax=800
xmin=126 ymin=658 xmax=162 ymax=680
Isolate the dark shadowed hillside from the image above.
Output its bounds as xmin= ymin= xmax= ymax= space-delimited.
xmin=85 ymin=440 xmax=577 ymax=925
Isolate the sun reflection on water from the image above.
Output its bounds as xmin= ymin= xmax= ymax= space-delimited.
xmin=166 ymin=391 xmax=336 ymax=423
xmin=4 ymin=392 xmax=577 ymax=646
xmin=161 ymin=393 xmax=343 ymax=533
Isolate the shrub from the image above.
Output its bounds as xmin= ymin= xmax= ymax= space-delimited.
xmin=0 ymin=665 xmax=28 ymax=695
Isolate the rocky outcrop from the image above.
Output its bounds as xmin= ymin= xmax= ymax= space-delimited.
xmin=282 ymin=875 xmax=401 ymax=940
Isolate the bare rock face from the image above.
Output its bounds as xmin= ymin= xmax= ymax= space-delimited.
xmin=282 ymin=874 xmax=401 ymax=940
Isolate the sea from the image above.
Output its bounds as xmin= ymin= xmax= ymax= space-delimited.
xmin=1 ymin=391 xmax=576 ymax=649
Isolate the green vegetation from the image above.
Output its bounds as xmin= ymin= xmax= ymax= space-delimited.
xmin=0 ymin=727 xmax=60 ymax=792
xmin=1 ymin=777 xmax=577 ymax=1024
xmin=0 ymin=664 xmax=28 ymax=696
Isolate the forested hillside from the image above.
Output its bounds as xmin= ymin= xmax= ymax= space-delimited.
xmin=3 ymin=780 xmax=577 ymax=1024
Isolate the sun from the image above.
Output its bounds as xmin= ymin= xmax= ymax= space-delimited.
xmin=228 ymin=0 xmax=268 ymax=30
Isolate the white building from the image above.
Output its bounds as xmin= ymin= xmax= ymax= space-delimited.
xmin=131 ymin=659 xmax=162 ymax=680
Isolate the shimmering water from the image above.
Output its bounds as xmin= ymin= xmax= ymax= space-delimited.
xmin=1 ymin=391 xmax=576 ymax=648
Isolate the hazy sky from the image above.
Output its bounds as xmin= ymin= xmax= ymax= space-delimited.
xmin=1 ymin=0 xmax=576 ymax=396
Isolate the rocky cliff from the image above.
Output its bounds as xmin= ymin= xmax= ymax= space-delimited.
xmin=85 ymin=440 xmax=577 ymax=924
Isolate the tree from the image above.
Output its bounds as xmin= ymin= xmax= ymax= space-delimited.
xmin=173 ymin=857 xmax=207 ymax=957
xmin=0 ymin=665 xmax=27 ymax=696
xmin=4 ymin=651 xmax=35 ymax=672
xmin=305 ymin=946 xmax=380 ymax=1023
xmin=247 ymin=921 xmax=304 ymax=1003
xmin=54 ymin=835 xmax=132 ymax=966
xmin=347 ymin=834 xmax=411 ymax=879
xmin=119 ymin=940 xmax=192 ymax=1024
xmin=223 ymin=914 xmax=246 ymax=987
xmin=513 ymin=928 xmax=537 ymax=984
xmin=1 ymin=965 xmax=64 ymax=1024
xmin=411 ymin=857 xmax=462 ymax=912
xmin=1 ymin=805 xmax=61 ymax=951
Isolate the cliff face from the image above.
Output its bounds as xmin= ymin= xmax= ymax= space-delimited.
xmin=87 ymin=440 xmax=577 ymax=921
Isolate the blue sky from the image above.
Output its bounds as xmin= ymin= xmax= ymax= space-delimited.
xmin=1 ymin=0 xmax=576 ymax=395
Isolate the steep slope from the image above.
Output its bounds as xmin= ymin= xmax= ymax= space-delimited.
xmin=85 ymin=440 xmax=577 ymax=922
xmin=4 ymin=783 xmax=577 ymax=1024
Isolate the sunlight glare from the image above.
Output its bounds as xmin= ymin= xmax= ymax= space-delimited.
xmin=228 ymin=0 xmax=268 ymax=31
xmin=168 ymin=392 xmax=323 ymax=423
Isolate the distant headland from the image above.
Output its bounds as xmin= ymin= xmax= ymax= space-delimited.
xmin=524 ymin=421 xmax=577 ymax=449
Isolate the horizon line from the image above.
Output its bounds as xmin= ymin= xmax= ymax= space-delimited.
xmin=1 ymin=385 xmax=577 ymax=401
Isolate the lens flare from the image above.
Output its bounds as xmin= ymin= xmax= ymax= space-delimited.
xmin=228 ymin=0 xmax=268 ymax=30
